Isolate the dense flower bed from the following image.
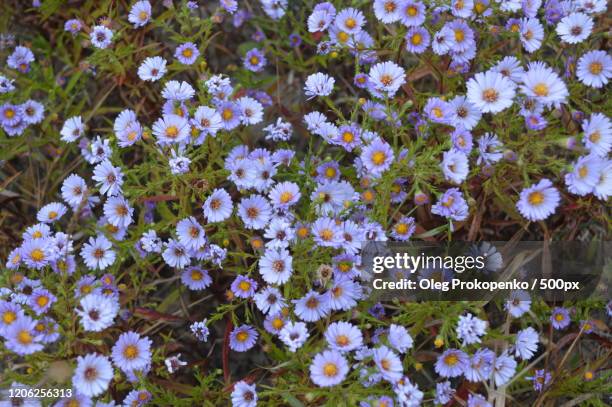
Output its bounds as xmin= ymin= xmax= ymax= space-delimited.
xmin=0 ymin=0 xmax=610 ymax=406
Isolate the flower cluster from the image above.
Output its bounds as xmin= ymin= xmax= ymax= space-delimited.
xmin=0 ymin=0 xmax=610 ymax=406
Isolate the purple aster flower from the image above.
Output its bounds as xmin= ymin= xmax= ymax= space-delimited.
xmin=243 ymin=48 xmax=266 ymax=72
xmin=229 ymin=324 xmax=258 ymax=352
xmin=175 ymin=42 xmax=199 ymax=65
xmin=231 ymin=275 xmax=258 ymax=299
xmin=550 ymin=307 xmax=571 ymax=329
xmin=431 ymin=188 xmax=469 ymax=222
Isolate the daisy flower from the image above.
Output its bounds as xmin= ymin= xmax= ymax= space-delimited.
xmin=466 ymin=70 xmax=516 ymax=114
xmin=128 ymin=0 xmax=152 ymax=28
xmin=335 ymin=7 xmax=365 ymax=34
xmin=21 ymin=100 xmax=44 ymax=124
xmin=60 ymin=116 xmax=85 ymax=142
xmin=520 ymin=17 xmax=544 ymax=53
xmin=238 ymin=195 xmax=272 ymax=229
xmin=161 ymin=80 xmax=195 ymax=101
xmin=279 ymin=321 xmax=309 ymax=352
xmin=576 ymin=50 xmax=612 ymax=88
xmin=435 ymin=348 xmax=469 ymax=378
xmin=176 ymin=216 xmax=207 ymax=251
xmin=180 ymin=266 xmax=212 ymax=290
xmin=203 ymin=188 xmax=233 ymax=222
xmin=243 ymin=48 xmax=266 ymax=72
xmin=361 ymin=138 xmax=395 ymax=176
xmin=520 ymin=62 xmax=569 ymax=107
xmin=92 ymin=160 xmax=123 ymax=196
xmin=103 ymin=195 xmax=133 ymax=228
xmin=456 ymin=313 xmax=487 ymax=345
xmin=391 ymin=216 xmax=416 ymax=241
xmin=237 ymin=96 xmax=263 ymax=125
xmin=516 ymin=178 xmax=561 ymax=221
xmin=310 ymin=349 xmax=349 ymax=387
xmin=192 ymin=105 xmax=223 ymax=136
xmin=229 ymin=324 xmax=258 ymax=352
xmin=434 ymin=381 xmax=455 ymax=405
xmin=431 ymin=188 xmax=469 ymax=222
xmin=405 ymin=26 xmax=430 ymax=53
xmin=36 ymin=202 xmax=67 ymax=223
xmin=373 ymin=345 xmax=403 ymax=382
xmin=505 ymin=290 xmax=531 ymax=318
xmin=72 ymin=353 xmax=113 ymax=397
xmin=441 ymin=150 xmax=469 ymax=184
xmin=81 ymin=235 xmax=115 ymax=271
xmin=556 ymin=12 xmax=593 ymax=43
xmin=90 ymin=25 xmax=113 ymax=49
xmin=7 ymin=46 xmax=35 ymax=73
xmin=175 ymin=42 xmax=199 ymax=65
xmin=76 ymin=293 xmax=119 ymax=332
xmin=550 ymin=307 xmax=571 ymax=329
xmin=217 ymin=101 xmax=243 ymax=130
xmin=492 ymin=56 xmax=525 ymax=83
xmin=582 ymin=112 xmax=611 ymax=157
xmin=310 ymin=217 xmax=343 ymax=248
xmin=304 ymin=72 xmax=335 ymax=99
xmin=253 ymin=286 xmax=286 ymax=315
xmin=477 ymin=132 xmax=503 ymax=165
xmin=399 ymin=1 xmax=426 ymax=26
xmin=152 ymin=114 xmax=190 ymax=145
xmin=368 ymin=61 xmax=406 ymax=98
xmin=388 ymin=324 xmax=413 ymax=353
xmin=446 ymin=19 xmax=475 ymax=53
xmin=293 ymin=290 xmax=331 ymax=322
xmin=137 ymin=56 xmax=167 ymax=81
xmin=493 ymin=353 xmax=517 ymax=386
xmin=268 ymin=181 xmax=301 ymax=210
xmin=325 ymin=321 xmax=363 ymax=352
xmin=373 ymin=0 xmax=402 ymax=24
xmin=231 ymin=276 xmax=258 ymax=299
xmin=514 ymin=326 xmax=539 ymax=360
xmin=28 ymin=287 xmax=56 ymax=315
xmin=565 ymin=154 xmax=603 ymax=196
xmin=259 ymin=248 xmax=293 ymax=285
xmin=0 ymin=301 xmax=23 ymax=336
xmin=162 ymin=239 xmax=191 ymax=269
xmin=64 ymin=19 xmax=82 ymax=34
xmin=21 ymin=238 xmax=54 ymax=270
xmin=231 ymin=381 xmax=257 ymax=407
xmin=5 ymin=315 xmax=43 ymax=355
xmin=111 ymin=331 xmax=152 ymax=373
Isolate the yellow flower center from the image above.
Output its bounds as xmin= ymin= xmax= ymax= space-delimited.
xmin=323 ymin=362 xmax=338 ymax=376
xmin=411 ymin=33 xmax=422 ymax=45
xmin=336 ymin=335 xmax=349 ymax=347
xmin=589 ymin=62 xmax=602 ymax=74
xmin=36 ymin=296 xmax=49 ymax=307
xmin=371 ymin=151 xmax=386 ymax=165
xmin=238 ymin=281 xmax=251 ymax=292
xmin=395 ymin=223 xmax=408 ymax=235
xmin=2 ymin=311 xmax=17 ymax=324
xmin=454 ymin=29 xmax=465 ymax=42
xmin=165 ymin=125 xmax=179 ymax=138
xmin=222 ymin=108 xmax=234 ymax=121
xmin=483 ymin=88 xmax=499 ymax=103
xmin=18 ymin=330 xmax=32 ymax=344
xmin=124 ymin=345 xmax=139 ymax=359
xmin=191 ymin=270 xmax=203 ymax=281
xmin=578 ymin=166 xmax=588 ymax=178
xmin=30 ymin=249 xmax=45 ymax=262
xmin=342 ymin=131 xmax=354 ymax=143
xmin=272 ymin=318 xmax=284 ymax=330
xmin=279 ymin=191 xmax=293 ymax=203
xmin=320 ymin=229 xmax=333 ymax=241
xmin=345 ymin=18 xmax=357 ymax=29
xmin=236 ymin=331 xmax=249 ymax=342
xmin=533 ymin=83 xmax=549 ymax=97
xmin=337 ymin=31 xmax=349 ymax=43
xmin=182 ymin=48 xmax=193 ymax=58
xmin=406 ymin=6 xmax=417 ymax=16
xmin=444 ymin=354 xmax=458 ymax=366
xmin=528 ymin=191 xmax=544 ymax=206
